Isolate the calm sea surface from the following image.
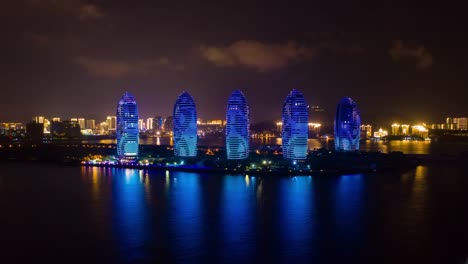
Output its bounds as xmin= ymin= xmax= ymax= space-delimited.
xmin=1 ymin=161 xmax=467 ymax=263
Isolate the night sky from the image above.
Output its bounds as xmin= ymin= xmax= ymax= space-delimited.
xmin=2 ymin=1 xmax=467 ymax=125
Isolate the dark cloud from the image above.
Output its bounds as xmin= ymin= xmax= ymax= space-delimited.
xmin=200 ymin=40 xmax=316 ymax=72
xmin=77 ymin=3 xmax=104 ymax=20
xmin=389 ymin=40 xmax=434 ymax=69
xmin=74 ymin=56 xmax=183 ymax=78
xmin=21 ymin=0 xmax=104 ymax=21
xmin=26 ymin=33 xmax=52 ymax=46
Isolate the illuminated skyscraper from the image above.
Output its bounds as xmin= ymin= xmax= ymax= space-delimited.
xmin=226 ymin=90 xmax=250 ymax=159
xmin=78 ymin=118 xmax=85 ymax=130
xmin=106 ymin=116 xmax=117 ymax=131
xmin=116 ymin=92 xmax=139 ymax=160
xmin=173 ymin=91 xmax=198 ymax=157
xmin=86 ymin=119 xmax=96 ymax=130
xmin=282 ymin=89 xmax=308 ymax=160
xmin=146 ymin=118 xmax=154 ymax=130
xmin=138 ymin=119 xmax=145 ymax=131
xmin=334 ymin=97 xmax=361 ymax=151
xmin=33 ymin=116 xmax=45 ymax=124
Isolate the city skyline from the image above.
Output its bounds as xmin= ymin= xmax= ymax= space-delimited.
xmin=1 ymin=1 xmax=467 ymax=124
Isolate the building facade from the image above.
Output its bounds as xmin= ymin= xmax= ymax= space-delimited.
xmin=116 ymin=92 xmax=139 ymax=160
xmin=173 ymin=91 xmax=198 ymax=157
xmin=334 ymin=97 xmax=361 ymax=151
xmin=226 ymin=90 xmax=250 ymax=159
xmin=281 ymin=89 xmax=308 ymax=159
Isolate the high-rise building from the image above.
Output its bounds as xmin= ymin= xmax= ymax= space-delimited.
xmin=33 ymin=116 xmax=45 ymax=124
xmin=173 ymin=91 xmax=198 ymax=157
xmin=86 ymin=119 xmax=96 ymax=130
xmin=146 ymin=118 xmax=154 ymax=131
xmin=26 ymin=122 xmax=44 ymax=142
xmin=154 ymin=116 xmax=163 ymax=131
xmin=226 ymin=90 xmax=250 ymax=160
xmin=78 ymin=118 xmax=85 ymax=130
xmin=281 ymin=89 xmax=308 ymax=160
xmin=392 ymin=123 xmax=410 ymax=135
xmin=43 ymin=119 xmax=50 ymax=133
xmin=106 ymin=116 xmax=117 ymax=131
xmin=361 ymin=124 xmax=372 ymax=138
xmin=446 ymin=117 xmax=453 ymax=130
xmin=138 ymin=119 xmax=146 ymax=131
xmin=116 ymin=92 xmax=139 ymax=160
xmin=334 ymin=97 xmax=361 ymax=151
xmin=455 ymin=117 xmax=467 ymax=130
xmin=163 ymin=116 xmax=173 ymax=133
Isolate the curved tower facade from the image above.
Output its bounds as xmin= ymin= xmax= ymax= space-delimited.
xmin=282 ymin=89 xmax=309 ymax=159
xmin=116 ymin=92 xmax=139 ymax=160
xmin=226 ymin=90 xmax=250 ymax=160
xmin=334 ymin=97 xmax=361 ymax=151
xmin=173 ymin=91 xmax=198 ymax=157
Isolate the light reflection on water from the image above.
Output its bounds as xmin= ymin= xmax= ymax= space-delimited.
xmin=0 ymin=164 xmax=459 ymax=263
xmin=278 ymin=176 xmax=316 ymax=260
xmin=114 ymin=169 xmax=149 ymax=262
xmin=72 ymin=166 xmax=465 ymax=263
xmin=169 ymin=172 xmax=203 ymax=262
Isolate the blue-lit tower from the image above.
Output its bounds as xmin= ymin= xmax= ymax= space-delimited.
xmin=282 ymin=89 xmax=309 ymax=159
xmin=173 ymin=91 xmax=198 ymax=157
xmin=226 ymin=90 xmax=250 ymax=159
xmin=116 ymin=92 xmax=139 ymax=160
xmin=334 ymin=97 xmax=361 ymax=151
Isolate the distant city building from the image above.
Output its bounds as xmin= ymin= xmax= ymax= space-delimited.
xmin=146 ymin=118 xmax=154 ymax=131
xmin=391 ymin=123 xmax=410 ymax=136
xmin=226 ymin=90 xmax=250 ymax=160
xmin=308 ymin=123 xmax=321 ymax=138
xmin=78 ymin=118 xmax=85 ymax=130
xmin=26 ymin=122 xmax=44 ymax=142
xmin=163 ymin=116 xmax=173 ymax=133
xmin=197 ymin=119 xmax=225 ymax=136
xmin=454 ymin=117 xmax=467 ymax=130
xmin=106 ymin=116 xmax=117 ymax=131
xmin=432 ymin=117 xmax=467 ymax=131
xmin=334 ymin=97 xmax=361 ymax=151
xmin=361 ymin=124 xmax=372 ymax=138
xmin=308 ymin=105 xmax=326 ymax=125
xmin=374 ymin=128 xmax=388 ymax=138
xmin=173 ymin=91 xmax=198 ymax=157
xmin=97 ymin=122 xmax=108 ymax=135
xmin=276 ymin=122 xmax=283 ymax=133
xmin=282 ymin=89 xmax=308 ymax=160
xmin=446 ymin=117 xmax=454 ymax=130
xmin=0 ymin=123 xmax=25 ymax=137
xmin=116 ymin=92 xmax=139 ymax=160
xmin=43 ymin=119 xmax=50 ymax=133
xmin=86 ymin=119 xmax=96 ymax=130
xmin=33 ymin=116 xmax=45 ymax=124
xmin=52 ymin=117 xmax=61 ymax=122
xmin=51 ymin=120 xmax=81 ymax=139
xmin=154 ymin=116 xmax=163 ymax=130
xmin=411 ymin=124 xmax=429 ymax=138
xmin=138 ymin=119 xmax=146 ymax=131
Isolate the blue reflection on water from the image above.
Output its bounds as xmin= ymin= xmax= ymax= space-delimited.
xmin=169 ymin=172 xmax=203 ymax=261
xmin=221 ymin=175 xmax=256 ymax=261
xmin=334 ymin=174 xmax=365 ymax=241
xmin=113 ymin=169 xmax=149 ymax=262
xmin=279 ymin=176 xmax=316 ymax=260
